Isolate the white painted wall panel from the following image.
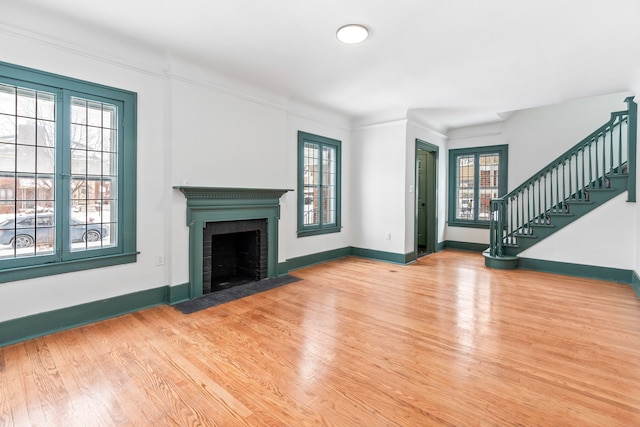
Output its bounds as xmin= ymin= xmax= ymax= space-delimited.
xmin=351 ymin=122 xmax=407 ymax=254
xmin=519 ymin=193 xmax=635 ymax=269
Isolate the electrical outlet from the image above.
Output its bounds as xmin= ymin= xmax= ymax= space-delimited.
xmin=385 ymin=232 xmax=391 ymax=240
xmin=155 ymin=254 xmax=165 ymax=266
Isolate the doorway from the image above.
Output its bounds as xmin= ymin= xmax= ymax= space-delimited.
xmin=416 ymin=140 xmax=438 ymax=258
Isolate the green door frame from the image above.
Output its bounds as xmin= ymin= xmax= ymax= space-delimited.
xmin=415 ymin=139 xmax=439 ymax=260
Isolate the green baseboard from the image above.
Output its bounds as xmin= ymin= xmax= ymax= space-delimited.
xmin=278 ymin=247 xmax=352 ymax=274
xmin=168 ymin=283 xmax=190 ymax=304
xmin=280 ymin=246 xmax=412 ymax=274
xmin=405 ymin=251 xmax=417 ymax=263
xmin=518 ymin=258 xmax=634 ymax=284
xmin=632 ymin=271 xmax=640 ymax=297
xmin=350 ymin=247 xmax=408 ymax=264
xmin=444 ymin=241 xmax=488 ymax=252
xmin=0 ymin=286 xmax=169 ymax=348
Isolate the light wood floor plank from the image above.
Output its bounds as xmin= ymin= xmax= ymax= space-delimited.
xmin=2 ymin=250 xmax=640 ymax=426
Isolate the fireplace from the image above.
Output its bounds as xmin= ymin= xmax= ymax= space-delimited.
xmin=175 ymin=186 xmax=291 ymax=300
xmin=203 ymin=219 xmax=268 ymax=293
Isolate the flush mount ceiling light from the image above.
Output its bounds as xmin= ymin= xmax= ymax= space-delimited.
xmin=336 ymin=24 xmax=369 ymax=44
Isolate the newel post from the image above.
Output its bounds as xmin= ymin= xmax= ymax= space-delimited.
xmin=626 ymin=96 xmax=637 ymax=202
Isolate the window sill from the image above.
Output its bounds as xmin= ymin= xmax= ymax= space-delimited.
xmin=297 ymin=226 xmax=341 ymax=238
xmin=447 ymin=221 xmax=491 ymax=229
xmin=0 ymin=251 xmax=138 ymax=283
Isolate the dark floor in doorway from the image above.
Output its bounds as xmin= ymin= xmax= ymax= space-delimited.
xmin=173 ymin=275 xmax=301 ymax=314
xmin=418 ymin=247 xmax=433 ymax=258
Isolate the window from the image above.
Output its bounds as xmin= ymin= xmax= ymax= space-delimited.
xmin=0 ymin=61 xmax=137 ymax=282
xmin=448 ymin=145 xmax=508 ymax=227
xmin=297 ymin=131 xmax=341 ymax=237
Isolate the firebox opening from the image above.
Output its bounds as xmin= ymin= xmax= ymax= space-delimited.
xmin=210 ymin=230 xmax=260 ymax=290
xmin=202 ymin=219 xmax=268 ymax=295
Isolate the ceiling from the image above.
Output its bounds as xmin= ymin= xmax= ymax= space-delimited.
xmin=4 ymin=0 xmax=640 ymax=132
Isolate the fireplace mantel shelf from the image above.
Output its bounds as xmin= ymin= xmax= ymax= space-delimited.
xmin=174 ymin=186 xmax=292 ymax=201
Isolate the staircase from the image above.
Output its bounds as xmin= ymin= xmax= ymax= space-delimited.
xmin=484 ymin=97 xmax=637 ymax=269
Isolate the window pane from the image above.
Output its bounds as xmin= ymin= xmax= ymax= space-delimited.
xmin=87 ymin=151 xmax=102 ymax=175
xmin=303 ymin=142 xmax=319 ymax=226
xmin=16 ymin=88 xmax=36 ymax=118
xmin=37 ymin=92 xmax=55 ymax=121
xmin=71 ymin=99 xmax=87 ymax=125
xmin=456 ymin=155 xmax=475 ymax=220
xmin=71 ymin=124 xmax=87 ymax=150
xmin=0 ymin=177 xmax=54 ymax=258
xmin=87 ymin=101 xmax=102 ymax=127
xmin=478 ymin=153 xmax=500 ymax=221
xmin=71 ymin=149 xmax=86 ymax=174
xmin=103 ymin=105 xmax=117 ymax=129
xmin=87 ymin=126 xmax=101 ymax=151
xmin=0 ymin=85 xmax=16 ymax=115
xmin=70 ymin=97 xmax=117 ymax=252
xmin=103 ymin=128 xmax=116 ymax=153
xmin=37 ymin=147 xmax=55 ymax=174
xmin=37 ymin=120 xmax=55 ymax=148
xmin=17 ymin=143 xmax=36 ymax=173
xmin=17 ymin=117 xmax=36 ymax=145
xmin=0 ymin=84 xmax=57 ymax=259
xmin=322 ymin=145 xmax=336 ymax=225
xmin=102 ymin=152 xmax=116 ymax=176
xmin=0 ymin=144 xmax=15 ymax=172
xmin=0 ymin=114 xmax=16 ymax=144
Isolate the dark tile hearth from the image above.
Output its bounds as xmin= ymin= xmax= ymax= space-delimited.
xmin=173 ymin=275 xmax=301 ymax=314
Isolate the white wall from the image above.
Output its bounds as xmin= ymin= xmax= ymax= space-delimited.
xmin=351 ymin=121 xmax=407 ymax=254
xmin=505 ymin=92 xmax=631 ymax=186
xmin=519 ymin=193 xmax=635 ymax=268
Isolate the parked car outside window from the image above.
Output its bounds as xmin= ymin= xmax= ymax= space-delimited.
xmin=0 ymin=213 xmax=109 ymax=249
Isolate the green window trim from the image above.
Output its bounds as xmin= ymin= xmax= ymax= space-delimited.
xmin=297 ymin=131 xmax=341 ymax=237
xmin=0 ymin=61 xmax=137 ymax=283
xmin=448 ymin=144 xmax=508 ymax=228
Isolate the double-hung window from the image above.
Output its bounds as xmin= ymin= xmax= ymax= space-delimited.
xmin=0 ymin=61 xmax=137 ymax=282
xmin=297 ymin=131 xmax=341 ymax=237
xmin=448 ymin=145 xmax=508 ymax=227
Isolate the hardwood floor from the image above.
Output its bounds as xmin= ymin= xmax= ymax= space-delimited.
xmin=2 ymin=250 xmax=640 ymax=426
